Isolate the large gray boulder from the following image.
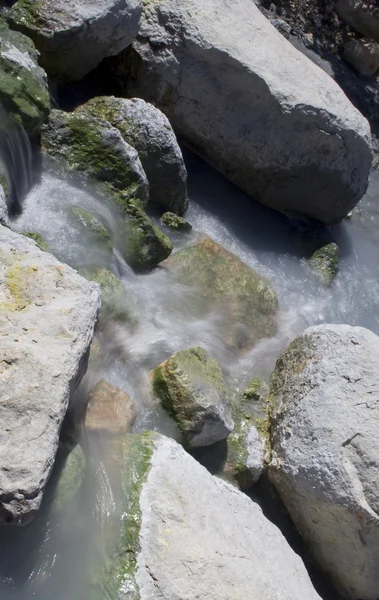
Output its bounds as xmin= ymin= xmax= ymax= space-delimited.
xmin=0 ymin=18 xmax=49 ymax=136
xmin=93 ymin=432 xmax=322 ymax=600
xmin=78 ymin=96 xmax=188 ymax=215
xmin=269 ymin=324 xmax=379 ymax=600
xmin=9 ymin=0 xmax=142 ymax=82
xmin=123 ymin=0 xmax=372 ymax=224
xmin=0 ymin=226 xmax=100 ymax=524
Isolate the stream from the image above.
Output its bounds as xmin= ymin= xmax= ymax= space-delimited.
xmin=1 ymin=133 xmax=379 ymax=599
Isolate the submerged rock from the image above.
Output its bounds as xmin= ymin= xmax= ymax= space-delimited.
xmin=69 ymin=207 xmax=113 ymax=253
xmin=123 ymin=0 xmax=372 ymax=224
xmin=152 ymin=347 xmax=234 ymax=447
xmin=0 ymin=18 xmax=49 ymax=136
xmin=9 ymin=0 xmax=142 ymax=82
xmin=0 ymin=225 xmax=100 ymax=524
xmin=78 ymin=96 xmax=188 ymax=215
xmin=93 ymin=432 xmax=322 ymax=600
xmin=163 ymin=237 xmax=278 ymax=351
xmin=160 ymin=211 xmax=192 ymax=232
xmin=85 ymin=380 xmax=136 ymax=436
xmin=21 ymin=231 xmax=49 ymax=251
xmin=52 ymin=445 xmax=86 ymax=512
xmin=42 ymin=110 xmax=172 ymax=271
xmin=308 ymin=242 xmax=340 ymax=286
xmin=269 ymin=324 xmax=379 ymax=599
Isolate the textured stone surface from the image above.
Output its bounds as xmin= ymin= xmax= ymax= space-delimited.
xmin=9 ymin=0 xmax=142 ymax=82
xmin=0 ymin=225 xmax=100 ymax=524
xmin=95 ymin=432 xmax=322 ymax=600
xmin=344 ymin=39 xmax=379 ymax=77
xmin=123 ymin=0 xmax=372 ymax=224
xmin=85 ymin=380 xmax=136 ymax=435
xmin=337 ymin=0 xmax=379 ymax=43
xmin=152 ymin=347 xmax=233 ymax=447
xmin=0 ymin=18 xmax=49 ymax=135
xmin=163 ymin=237 xmax=278 ymax=352
xmin=78 ymin=96 xmax=188 ymax=215
xmin=161 ymin=211 xmax=192 ymax=231
xmin=269 ymin=324 xmax=379 ymax=600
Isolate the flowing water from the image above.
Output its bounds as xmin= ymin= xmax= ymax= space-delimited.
xmin=1 ymin=125 xmax=379 ymax=598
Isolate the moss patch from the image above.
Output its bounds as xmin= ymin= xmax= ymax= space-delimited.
xmin=0 ymin=263 xmax=37 ymax=312
xmin=70 ymin=207 xmax=112 ymax=252
xmin=160 ymin=212 xmax=192 ymax=232
xmin=308 ymin=242 xmax=339 ymax=287
xmin=21 ymin=231 xmax=49 ymax=251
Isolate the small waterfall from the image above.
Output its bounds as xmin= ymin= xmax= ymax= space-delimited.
xmin=0 ymin=105 xmax=33 ymax=216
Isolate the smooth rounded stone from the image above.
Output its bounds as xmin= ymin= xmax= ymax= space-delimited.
xmin=0 ymin=18 xmax=49 ymax=136
xmin=78 ymin=96 xmax=188 ymax=215
xmin=160 ymin=211 xmax=192 ymax=232
xmin=9 ymin=0 xmax=142 ymax=82
xmin=20 ymin=231 xmax=49 ymax=251
xmin=163 ymin=237 xmax=278 ymax=352
xmin=52 ymin=444 xmax=86 ymax=512
xmin=122 ymin=0 xmax=372 ymax=225
xmin=85 ymin=380 xmax=136 ymax=436
xmin=308 ymin=242 xmax=340 ymax=287
xmin=42 ymin=109 xmax=149 ymax=206
xmin=269 ymin=324 xmax=379 ymax=599
xmin=344 ymin=39 xmax=379 ymax=77
xmin=0 ymin=225 xmax=100 ymax=525
xmin=152 ymin=347 xmax=234 ymax=447
xmin=93 ymin=432 xmax=322 ymax=600
xmin=80 ymin=267 xmax=136 ymax=328
xmin=337 ymin=0 xmax=379 ymax=43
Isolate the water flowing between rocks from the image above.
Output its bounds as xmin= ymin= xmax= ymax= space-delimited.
xmin=1 ymin=127 xmax=379 ymax=599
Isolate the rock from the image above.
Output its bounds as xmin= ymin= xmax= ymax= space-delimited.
xmin=344 ymin=39 xmax=379 ymax=76
xmin=308 ymin=242 xmax=340 ymax=286
xmin=0 ymin=184 xmax=9 ymax=226
xmin=122 ymin=0 xmax=372 ymax=225
xmin=20 ymin=231 xmax=49 ymax=251
xmin=8 ymin=0 xmax=142 ymax=82
xmin=337 ymin=0 xmax=379 ymax=44
xmin=93 ymin=431 xmax=322 ymax=600
xmin=163 ymin=237 xmax=278 ymax=351
xmin=0 ymin=18 xmax=49 ymax=136
xmin=78 ymin=96 xmax=188 ymax=215
xmin=160 ymin=211 xmax=192 ymax=232
xmin=42 ymin=110 xmax=172 ymax=271
xmin=52 ymin=445 xmax=86 ymax=511
xmin=152 ymin=347 xmax=234 ymax=447
xmin=269 ymin=324 xmax=379 ymax=599
xmin=85 ymin=380 xmax=136 ymax=436
xmin=80 ymin=268 xmax=136 ymax=328
xmin=69 ymin=207 xmax=112 ymax=253
xmin=0 ymin=225 xmax=100 ymax=524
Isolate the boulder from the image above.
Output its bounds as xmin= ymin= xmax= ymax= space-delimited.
xmin=0 ymin=225 xmax=100 ymax=524
xmin=269 ymin=324 xmax=379 ymax=599
xmin=93 ymin=432 xmax=322 ymax=600
xmin=122 ymin=0 xmax=372 ymax=224
xmin=344 ymin=39 xmax=379 ymax=77
xmin=0 ymin=18 xmax=49 ymax=136
xmin=152 ymin=347 xmax=234 ymax=447
xmin=9 ymin=0 xmax=142 ymax=82
xmin=160 ymin=211 xmax=192 ymax=232
xmin=85 ymin=380 xmax=136 ymax=436
xmin=42 ymin=110 xmax=172 ymax=271
xmin=337 ymin=0 xmax=379 ymax=43
xmin=163 ymin=237 xmax=278 ymax=352
xmin=308 ymin=242 xmax=340 ymax=286
xmin=78 ymin=96 xmax=188 ymax=215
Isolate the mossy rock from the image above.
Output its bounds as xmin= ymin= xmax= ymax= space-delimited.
xmin=90 ymin=431 xmax=155 ymax=600
xmin=160 ymin=211 xmax=192 ymax=232
xmin=152 ymin=347 xmax=234 ymax=447
xmin=80 ymin=267 xmax=136 ymax=328
xmin=21 ymin=230 xmax=49 ymax=251
xmin=164 ymin=237 xmax=278 ymax=352
xmin=0 ymin=17 xmax=49 ymax=136
xmin=52 ymin=444 xmax=86 ymax=512
xmin=69 ymin=207 xmax=112 ymax=253
xmin=308 ymin=242 xmax=339 ymax=287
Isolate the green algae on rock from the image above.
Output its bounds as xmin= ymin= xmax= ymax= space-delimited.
xmin=152 ymin=347 xmax=234 ymax=447
xmin=163 ymin=237 xmax=278 ymax=351
xmin=21 ymin=231 xmax=49 ymax=252
xmin=52 ymin=444 xmax=86 ymax=512
xmin=308 ymin=242 xmax=340 ymax=287
xmin=160 ymin=211 xmax=192 ymax=232
xmin=69 ymin=207 xmax=112 ymax=252
xmin=0 ymin=18 xmax=50 ymax=136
